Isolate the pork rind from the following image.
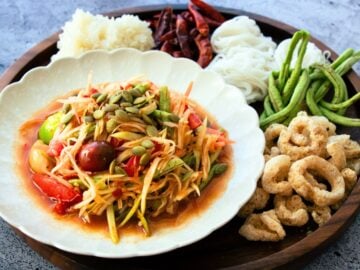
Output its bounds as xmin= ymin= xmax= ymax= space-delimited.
xmin=288 ymin=155 xmax=345 ymax=206
xmin=264 ymin=123 xmax=287 ymax=155
xmin=239 ymin=210 xmax=286 ymax=241
xmin=261 ymin=155 xmax=292 ymax=196
xmin=326 ymin=141 xmax=347 ymax=171
xmin=278 ymin=113 xmax=329 ymax=160
xmin=239 ymin=111 xmax=359 ymax=242
xmin=238 ymin=187 xmax=270 ymax=218
xmin=309 ymin=205 xmax=331 ymax=226
xmin=274 ymin=194 xmax=308 ymax=226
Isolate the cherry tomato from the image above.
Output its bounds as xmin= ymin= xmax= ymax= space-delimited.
xmin=78 ymin=141 xmax=116 ymax=172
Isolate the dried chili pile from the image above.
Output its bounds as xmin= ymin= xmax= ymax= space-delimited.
xmin=149 ymin=0 xmax=225 ymax=68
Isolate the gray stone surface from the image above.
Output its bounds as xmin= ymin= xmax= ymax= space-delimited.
xmin=0 ymin=0 xmax=359 ymax=269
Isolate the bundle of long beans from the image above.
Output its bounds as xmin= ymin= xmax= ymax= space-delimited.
xmin=259 ymin=30 xmax=360 ymax=129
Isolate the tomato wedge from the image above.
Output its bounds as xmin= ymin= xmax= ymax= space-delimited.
xmin=32 ymin=174 xmax=82 ymax=214
xmin=188 ymin=113 xmax=202 ymax=129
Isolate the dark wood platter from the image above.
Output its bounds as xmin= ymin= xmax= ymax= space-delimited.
xmin=1 ymin=4 xmax=360 ymax=270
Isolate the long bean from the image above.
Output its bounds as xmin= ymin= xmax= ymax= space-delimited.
xmin=278 ymin=31 xmax=305 ymax=91
xmin=260 ymin=69 xmax=310 ymax=128
xmin=309 ymin=49 xmax=354 ymax=81
xmin=319 ymin=106 xmax=360 ymax=127
xmin=268 ymin=72 xmax=284 ymax=112
xmin=320 ymin=92 xmax=360 ymax=111
xmin=282 ymin=31 xmax=310 ymax=104
xmin=306 ymin=81 xmax=323 ymax=116
xmin=312 ymin=64 xmax=347 ymax=104
xmin=263 ymin=96 xmax=275 ymax=116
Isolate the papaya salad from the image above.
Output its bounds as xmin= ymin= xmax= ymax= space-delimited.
xmin=20 ymin=78 xmax=231 ymax=243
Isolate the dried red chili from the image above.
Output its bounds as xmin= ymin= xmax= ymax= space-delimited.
xmin=194 ymin=34 xmax=213 ymax=67
xmin=190 ymin=0 xmax=225 ymax=23
xmin=160 ymin=29 xmax=176 ymax=42
xmin=188 ymin=2 xmax=209 ymax=37
xmin=181 ymin=11 xmax=194 ymax=24
xmin=203 ymin=16 xmax=222 ymax=28
xmin=160 ymin=40 xmax=174 ymax=54
xmin=172 ymin=51 xmax=184 ymax=58
xmin=154 ymin=7 xmax=173 ymax=46
xmin=176 ymin=14 xmax=193 ymax=58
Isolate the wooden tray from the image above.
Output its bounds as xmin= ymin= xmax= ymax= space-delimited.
xmin=1 ymin=4 xmax=360 ymax=270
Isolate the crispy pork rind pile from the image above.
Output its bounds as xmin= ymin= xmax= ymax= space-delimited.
xmin=239 ymin=111 xmax=360 ymax=241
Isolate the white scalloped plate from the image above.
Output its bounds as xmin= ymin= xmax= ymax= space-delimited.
xmin=0 ymin=48 xmax=264 ymax=258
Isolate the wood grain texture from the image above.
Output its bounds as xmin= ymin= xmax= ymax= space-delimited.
xmin=1 ymin=5 xmax=360 ymax=270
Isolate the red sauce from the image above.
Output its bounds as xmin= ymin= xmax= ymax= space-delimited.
xmin=15 ymin=91 xmax=234 ymax=239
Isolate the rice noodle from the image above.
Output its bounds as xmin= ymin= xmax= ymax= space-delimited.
xmin=207 ymin=16 xmax=276 ymax=103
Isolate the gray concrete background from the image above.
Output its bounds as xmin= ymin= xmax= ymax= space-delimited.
xmin=0 ymin=0 xmax=359 ymax=269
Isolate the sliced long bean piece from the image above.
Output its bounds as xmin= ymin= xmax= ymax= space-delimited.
xmin=159 ymin=86 xmax=171 ymax=112
xmin=119 ymin=196 xmax=141 ymax=227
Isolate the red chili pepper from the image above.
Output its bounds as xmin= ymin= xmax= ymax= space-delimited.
xmin=188 ymin=113 xmax=203 ymax=129
xmin=47 ymin=140 xmax=64 ymax=157
xmin=124 ymin=156 xmax=140 ymax=177
xmin=152 ymin=141 xmax=162 ymax=154
xmin=172 ymin=51 xmax=184 ymax=58
xmin=160 ymin=29 xmax=177 ymax=42
xmin=112 ymin=188 xmax=122 ymax=199
xmin=176 ymin=14 xmax=193 ymax=58
xmin=109 ymin=137 xmax=124 ymax=148
xmin=188 ymin=2 xmax=209 ymax=37
xmin=190 ymin=0 xmax=225 ymax=23
xmin=160 ymin=40 xmax=174 ymax=54
xmin=203 ymin=15 xmax=222 ymax=28
xmin=32 ymin=174 xmax=82 ymax=214
xmin=181 ymin=11 xmax=194 ymax=24
xmin=194 ymin=34 xmax=213 ymax=67
xmin=154 ymin=7 xmax=173 ymax=47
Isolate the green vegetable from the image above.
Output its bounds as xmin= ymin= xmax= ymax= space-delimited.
xmin=159 ymin=86 xmax=171 ymax=112
xmin=119 ymin=196 xmax=141 ymax=227
xmin=199 ymin=163 xmax=228 ymax=190
xmin=260 ymin=29 xmax=360 ymax=129
xmin=106 ymin=204 xmax=119 ymax=243
xmin=38 ymin=111 xmax=63 ymax=144
xmin=260 ymin=69 xmax=310 ymax=128
xmin=61 ymin=111 xmax=74 ymax=124
xmin=155 ymin=157 xmax=184 ymax=178
xmin=132 ymin=146 xmax=146 ymax=156
xmin=141 ymin=139 xmax=154 ymax=149
xmin=111 ymin=131 xmax=143 ymax=141
xmin=152 ymin=110 xmax=179 ymax=123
